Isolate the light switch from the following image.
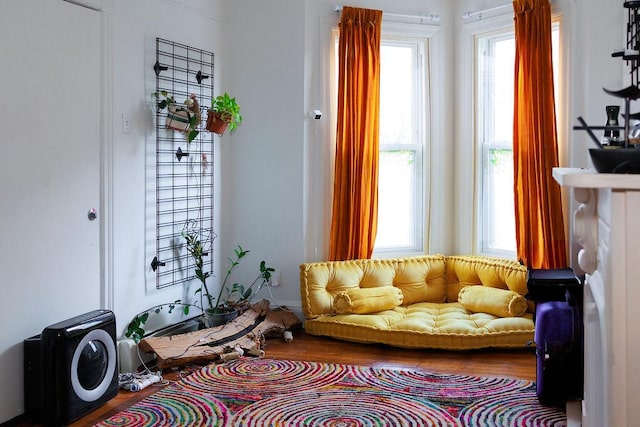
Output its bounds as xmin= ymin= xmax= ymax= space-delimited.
xmin=122 ymin=113 xmax=130 ymax=134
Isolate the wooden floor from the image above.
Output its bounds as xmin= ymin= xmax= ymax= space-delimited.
xmin=20 ymin=330 xmax=536 ymax=426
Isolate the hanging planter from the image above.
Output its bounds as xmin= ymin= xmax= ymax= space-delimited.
xmin=166 ymin=105 xmax=193 ymax=132
xmin=152 ymin=91 xmax=201 ymax=143
xmin=205 ymin=92 xmax=242 ymax=136
xmin=205 ymin=110 xmax=229 ymax=135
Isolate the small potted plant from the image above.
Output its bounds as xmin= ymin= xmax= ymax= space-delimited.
xmin=216 ymin=246 xmax=275 ymax=316
xmin=153 ymin=91 xmax=201 ymax=143
xmin=185 ymin=234 xmax=274 ymax=327
xmin=206 ymin=92 xmax=242 ymax=136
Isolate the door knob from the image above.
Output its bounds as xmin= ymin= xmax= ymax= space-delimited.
xmin=88 ymin=208 xmax=97 ymax=221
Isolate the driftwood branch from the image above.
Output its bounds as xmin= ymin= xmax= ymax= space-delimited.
xmin=139 ymin=300 xmax=301 ymax=368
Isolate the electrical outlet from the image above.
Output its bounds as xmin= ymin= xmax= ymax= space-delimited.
xmin=269 ymin=269 xmax=281 ymax=287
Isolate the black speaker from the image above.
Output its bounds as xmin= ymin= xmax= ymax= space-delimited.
xmin=24 ymin=310 xmax=118 ymax=425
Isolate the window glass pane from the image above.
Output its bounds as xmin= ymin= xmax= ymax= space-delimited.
xmin=492 ymin=38 xmax=515 ymax=143
xmin=376 ymin=150 xmax=416 ymax=248
xmin=479 ymin=32 xmax=516 ymax=255
xmin=374 ymin=38 xmax=425 ymax=254
xmin=485 ymin=148 xmax=515 ymax=250
xmin=380 ymin=44 xmax=415 ymax=146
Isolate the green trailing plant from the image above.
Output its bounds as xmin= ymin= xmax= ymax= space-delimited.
xmin=124 ymin=240 xmax=274 ymax=343
xmin=152 ymin=90 xmax=201 ymax=142
xmin=125 ymin=300 xmax=194 ymax=344
xmin=210 ymin=92 xmax=242 ymax=132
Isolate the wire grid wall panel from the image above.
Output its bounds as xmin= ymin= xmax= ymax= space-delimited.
xmin=152 ymin=38 xmax=215 ymax=289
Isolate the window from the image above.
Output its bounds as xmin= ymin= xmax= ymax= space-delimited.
xmin=333 ymin=33 xmax=429 ymax=256
xmin=375 ymin=38 xmax=428 ymax=254
xmin=476 ymin=22 xmax=560 ymax=257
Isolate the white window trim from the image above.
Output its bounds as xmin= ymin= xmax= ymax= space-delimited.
xmin=476 ymin=28 xmax=518 ymax=259
xmin=457 ymin=14 xmax=514 ymax=256
xmin=377 ymin=21 xmax=445 ymax=257
xmin=373 ymin=36 xmax=427 ymax=257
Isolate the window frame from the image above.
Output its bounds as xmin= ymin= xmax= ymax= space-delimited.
xmin=475 ymin=28 xmax=517 ymax=258
xmin=373 ymin=35 xmax=429 ymax=257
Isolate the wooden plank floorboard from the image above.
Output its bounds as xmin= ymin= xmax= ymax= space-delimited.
xmin=17 ymin=330 xmax=536 ymax=426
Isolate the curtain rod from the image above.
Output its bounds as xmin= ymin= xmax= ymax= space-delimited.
xmin=334 ymin=5 xmax=441 ymax=24
xmin=462 ymin=0 xmax=557 ymax=21
xmin=462 ymin=4 xmax=510 ymax=20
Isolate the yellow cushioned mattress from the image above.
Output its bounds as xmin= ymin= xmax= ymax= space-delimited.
xmin=304 ymin=302 xmax=534 ymax=350
xmin=300 ymin=255 xmax=534 ymax=350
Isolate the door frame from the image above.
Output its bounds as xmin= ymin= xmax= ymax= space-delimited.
xmin=100 ymin=2 xmax=114 ymax=310
xmin=71 ymin=0 xmax=114 ymax=310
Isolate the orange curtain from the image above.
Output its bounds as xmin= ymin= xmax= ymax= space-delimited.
xmin=329 ymin=6 xmax=383 ymax=261
xmin=513 ymin=0 xmax=567 ymax=268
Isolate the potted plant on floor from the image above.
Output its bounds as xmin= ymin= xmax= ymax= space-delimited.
xmin=216 ymin=247 xmax=275 ymax=315
xmin=153 ymin=91 xmax=201 ymax=142
xmin=185 ymin=233 xmax=274 ymax=327
xmin=205 ymin=92 xmax=242 ymax=136
xmin=124 ymin=240 xmax=274 ymax=342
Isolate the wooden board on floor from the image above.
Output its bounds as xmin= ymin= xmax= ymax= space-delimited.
xmin=138 ymin=300 xmax=300 ymax=368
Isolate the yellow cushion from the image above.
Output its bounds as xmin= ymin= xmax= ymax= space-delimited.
xmin=300 ymin=255 xmax=446 ymax=319
xmin=445 ymin=256 xmax=528 ymax=303
xmin=458 ymin=285 xmax=528 ymax=317
xmin=334 ymin=286 xmax=403 ymax=314
xmin=392 ymin=256 xmax=446 ymax=305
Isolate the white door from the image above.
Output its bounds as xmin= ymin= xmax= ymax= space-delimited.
xmin=0 ymin=0 xmax=102 ymax=319
xmin=0 ymin=0 xmax=103 ymax=419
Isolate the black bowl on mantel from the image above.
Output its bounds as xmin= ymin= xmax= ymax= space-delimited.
xmin=589 ymin=148 xmax=640 ymax=173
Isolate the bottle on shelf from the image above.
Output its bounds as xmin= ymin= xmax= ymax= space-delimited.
xmin=604 ymin=105 xmax=620 ymax=146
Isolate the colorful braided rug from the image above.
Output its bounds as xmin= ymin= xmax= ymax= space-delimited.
xmin=95 ymin=358 xmax=566 ymax=426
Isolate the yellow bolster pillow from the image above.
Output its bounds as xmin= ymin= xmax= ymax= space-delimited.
xmin=334 ymin=286 xmax=404 ymax=314
xmin=458 ymin=285 xmax=527 ymax=317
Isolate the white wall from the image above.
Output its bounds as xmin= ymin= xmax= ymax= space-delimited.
xmin=0 ymin=0 xmax=227 ymax=422
xmin=219 ymin=0 xmax=307 ymax=310
xmin=0 ymin=0 xmax=627 ymax=422
xmin=109 ymin=0 xmax=226 ymax=337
